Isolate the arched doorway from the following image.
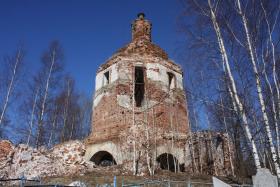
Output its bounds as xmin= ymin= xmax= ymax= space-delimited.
xmin=156 ymin=153 xmax=180 ymax=172
xmin=90 ymin=151 xmax=117 ymax=166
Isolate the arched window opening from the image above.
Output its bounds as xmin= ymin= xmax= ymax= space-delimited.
xmin=135 ymin=67 xmax=145 ymax=107
xmin=167 ymin=72 xmax=176 ymax=90
xmin=90 ymin=151 xmax=117 ymax=167
xmin=156 ymin=153 xmax=182 ymax=172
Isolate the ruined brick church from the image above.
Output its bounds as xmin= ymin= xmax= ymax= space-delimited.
xmin=85 ymin=13 xmax=234 ymax=175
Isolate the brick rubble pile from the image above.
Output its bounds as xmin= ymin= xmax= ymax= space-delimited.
xmin=0 ymin=140 xmax=94 ymax=180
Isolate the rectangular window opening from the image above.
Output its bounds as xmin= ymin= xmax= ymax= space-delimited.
xmin=167 ymin=72 xmax=175 ymax=90
xmin=103 ymin=71 xmax=110 ymax=86
xmin=135 ymin=67 xmax=145 ymax=107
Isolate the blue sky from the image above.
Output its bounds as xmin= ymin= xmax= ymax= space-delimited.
xmin=0 ymin=0 xmax=184 ymax=97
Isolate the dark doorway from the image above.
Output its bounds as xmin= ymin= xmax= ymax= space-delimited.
xmin=90 ymin=151 xmax=117 ymax=167
xmin=156 ymin=153 xmax=180 ymax=172
xmin=135 ymin=67 xmax=145 ymax=107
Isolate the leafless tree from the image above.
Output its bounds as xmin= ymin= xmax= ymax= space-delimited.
xmin=179 ymin=0 xmax=280 ymax=177
xmin=0 ymin=46 xmax=25 ymax=139
xmin=30 ymin=41 xmax=64 ymax=147
xmin=0 ymin=47 xmax=24 ymax=127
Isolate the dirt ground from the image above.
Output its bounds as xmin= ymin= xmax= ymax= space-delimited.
xmin=34 ymin=167 xmax=212 ymax=186
xmin=3 ymin=166 xmax=251 ymax=186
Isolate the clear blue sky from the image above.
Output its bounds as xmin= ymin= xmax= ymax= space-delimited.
xmin=0 ymin=0 xmax=184 ymax=97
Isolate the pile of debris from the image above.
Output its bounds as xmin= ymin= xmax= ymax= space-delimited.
xmin=0 ymin=140 xmax=94 ymax=180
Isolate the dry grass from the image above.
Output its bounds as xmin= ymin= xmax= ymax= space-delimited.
xmin=38 ymin=167 xmax=213 ymax=186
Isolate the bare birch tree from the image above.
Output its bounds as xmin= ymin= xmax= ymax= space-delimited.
xmin=34 ymin=41 xmax=63 ymax=147
xmin=260 ymin=0 xmax=280 ymax=158
xmin=0 ymin=47 xmax=24 ymax=126
xmin=208 ymin=0 xmax=261 ymax=169
xmin=235 ymin=0 xmax=280 ymax=176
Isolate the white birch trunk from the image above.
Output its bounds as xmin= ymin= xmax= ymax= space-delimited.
xmin=36 ymin=49 xmax=56 ymax=147
xmin=219 ymin=91 xmax=235 ymax=176
xmin=61 ymin=80 xmax=71 ymax=142
xmin=193 ymin=107 xmax=203 ymax=172
xmin=208 ymin=0 xmax=261 ymax=169
xmin=236 ymin=0 xmax=280 ymax=177
xmin=0 ymin=49 xmax=22 ymax=126
xmin=252 ymin=113 xmax=267 ymax=165
xmin=69 ymin=115 xmax=75 ymax=139
xmin=262 ymin=58 xmax=280 ymax=159
xmin=48 ymin=109 xmax=58 ymax=147
xmin=186 ymin=95 xmax=198 ymax=173
xmin=152 ymin=107 xmax=157 ymax=175
xmin=132 ymin=68 xmax=137 ymax=175
xmin=205 ymin=110 xmax=217 ymax=175
xmin=188 ymin=119 xmax=198 ymax=173
xmin=174 ymin=111 xmax=180 ymax=172
xmin=169 ymin=111 xmax=177 ymax=173
xmin=144 ymin=95 xmax=153 ymax=175
xmin=261 ymin=1 xmax=280 ymax=158
xmin=27 ymin=88 xmax=39 ymax=146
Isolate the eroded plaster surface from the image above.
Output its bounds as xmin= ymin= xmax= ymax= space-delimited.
xmin=86 ymin=13 xmax=234 ymax=176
